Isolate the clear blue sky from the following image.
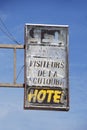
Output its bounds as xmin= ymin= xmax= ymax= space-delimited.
xmin=0 ymin=0 xmax=87 ymax=130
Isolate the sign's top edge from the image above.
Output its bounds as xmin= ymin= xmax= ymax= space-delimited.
xmin=25 ymin=23 xmax=69 ymax=27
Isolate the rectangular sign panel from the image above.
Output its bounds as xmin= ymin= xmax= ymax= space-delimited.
xmin=24 ymin=24 xmax=69 ymax=111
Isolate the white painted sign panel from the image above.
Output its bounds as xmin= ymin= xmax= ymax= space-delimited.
xmin=24 ymin=24 xmax=69 ymax=111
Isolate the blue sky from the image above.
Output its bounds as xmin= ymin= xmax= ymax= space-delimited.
xmin=0 ymin=0 xmax=87 ymax=130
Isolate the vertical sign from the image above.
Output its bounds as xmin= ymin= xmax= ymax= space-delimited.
xmin=24 ymin=24 xmax=69 ymax=111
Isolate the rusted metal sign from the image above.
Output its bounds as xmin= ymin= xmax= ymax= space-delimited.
xmin=24 ymin=24 xmax=69 ymax=111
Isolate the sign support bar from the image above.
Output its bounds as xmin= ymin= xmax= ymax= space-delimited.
xmin=14 ymin=48 xmax=16 ymax=84
xmin=0 ymin=44 xmax=24 ymax=88
xmin=0 ymin=83 xmax=24 ymax=88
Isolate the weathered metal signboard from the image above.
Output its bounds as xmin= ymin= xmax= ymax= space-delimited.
xmin=24 ymin=24 xmax=69 ymax=111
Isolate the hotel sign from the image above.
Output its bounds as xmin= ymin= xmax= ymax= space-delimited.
xmin=24 ymin=24 xmax=69 ymax=111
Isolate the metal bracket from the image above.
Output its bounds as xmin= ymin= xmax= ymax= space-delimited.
xmin=0 ymin=44 xmax=24 ymax=88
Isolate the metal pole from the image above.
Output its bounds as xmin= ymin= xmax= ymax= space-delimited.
xmin=0 ymin=44 xmax=24 ymax=88
xmin=14 ymin=48 xmax=16 ymax=84
xmin=0 ymin=83 xmax=24 ymax=88
xmin=0 ymin=44 xmax=24 ymax=49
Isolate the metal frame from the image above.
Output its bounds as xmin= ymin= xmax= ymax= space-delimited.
xmin=24 ymin=24 xmax=69 ymax=111
xmin=0 ymin=44 xmax=24 ymax=88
